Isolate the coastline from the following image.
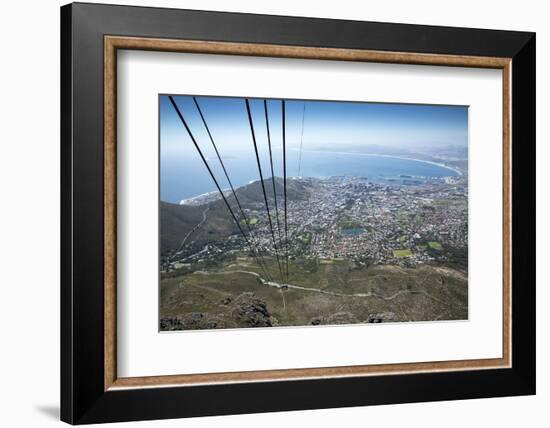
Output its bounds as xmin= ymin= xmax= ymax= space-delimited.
xmin=179 ymin=188 xmax=230 ymax=205
xmin=298 ymin=148 xmax=464 ymax=177
xmin=179 ymin=179 xmax=267 ymax=205
xmin=176 ymin=150 xmax=464 ymax=204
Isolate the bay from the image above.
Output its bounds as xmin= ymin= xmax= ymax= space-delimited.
xmin=160 ymin=149 xmax=459 ymax=203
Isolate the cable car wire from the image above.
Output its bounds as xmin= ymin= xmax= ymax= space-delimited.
xmin=245 ymin=98 xmax=285 ymax=283
xmin=263 ymin=99 xmax=283 ymax=247
xmin=297 ymin=102 xmax=307 ymax=177
xmin=168 ymin=96 xmax=271 ymax=281
xmin=282 ymin=100 xmax=289 ymax=278
xmin=191 ymin=96 xmax=272 ymax=281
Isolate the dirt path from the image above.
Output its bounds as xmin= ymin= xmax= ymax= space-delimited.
xmin=175 ymin=206 xmax=209 ymax=255
xmin=194 ymin=269 xmax=444 ymax=303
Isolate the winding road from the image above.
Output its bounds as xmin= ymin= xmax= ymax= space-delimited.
xmin=174 ymin=206 xmax=210 ymax=256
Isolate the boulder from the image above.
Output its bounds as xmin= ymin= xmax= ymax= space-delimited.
xmin=367 ymin=312 xmax=397 ymax=323
xmin=237 ymin=297 xmax=272 ymax=327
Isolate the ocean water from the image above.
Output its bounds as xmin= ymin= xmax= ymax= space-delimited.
xmin=161 ymin=150 xmax=459 ymax=203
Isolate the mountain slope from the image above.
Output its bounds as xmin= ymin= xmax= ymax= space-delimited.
xmin=161 ymin=177 xmax=310 ymax=255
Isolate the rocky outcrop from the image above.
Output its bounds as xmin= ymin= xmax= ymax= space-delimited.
xmin=160 ymin=312 xmax=205 ymax=330
xmin=367 ymin=312 xmax=397 ymax=323
xmin=308 ymin=311 xmax=398 ymax=326
xmin=309 ymin=312 xmax=358 ymax=326
xmin=160 ymin=316 xmax=185 ymax=331
xmin=237 ymin=297 xmax=272 ymax=327
xmin=160 ymin=294 xmax=273 ymax=331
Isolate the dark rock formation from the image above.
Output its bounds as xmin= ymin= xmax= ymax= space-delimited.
xmin=237 ymin=297 xmax=272 ymax=327
xmin=367 ymin=312 xmax=397 ymax=323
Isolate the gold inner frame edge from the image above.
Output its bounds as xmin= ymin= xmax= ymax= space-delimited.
xmin=104 ymin=36 xmax=512 ymax=391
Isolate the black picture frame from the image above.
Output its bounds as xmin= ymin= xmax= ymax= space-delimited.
xmin=61 ymin=2 xmax=535 ymax=424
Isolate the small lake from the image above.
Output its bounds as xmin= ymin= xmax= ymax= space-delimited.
xmin=341 ymin=227 xmax=366 ymax=236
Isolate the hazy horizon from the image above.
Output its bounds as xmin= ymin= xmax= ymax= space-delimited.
xmin=160 ymin=95 xmax=468 ymax=157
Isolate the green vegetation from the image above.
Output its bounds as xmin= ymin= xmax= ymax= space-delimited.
xmin=428 ymin=241 xmax=443 ymax=250
xmin=160 ymin=257 xmax=468 ymax=331
xmin=393 ymin=249 xmax=413 ymax=258
xmin=298 ymin=232 xmax=312 ymax=244
xmin=241 ymin=217 xmax=258 ymax=226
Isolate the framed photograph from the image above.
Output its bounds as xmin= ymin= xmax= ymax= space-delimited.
xmin=61 ymin=2 xmax=535 ymax=424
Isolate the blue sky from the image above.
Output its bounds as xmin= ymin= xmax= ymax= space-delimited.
xmin=160 ymin=95 xmax=468 ymax=161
